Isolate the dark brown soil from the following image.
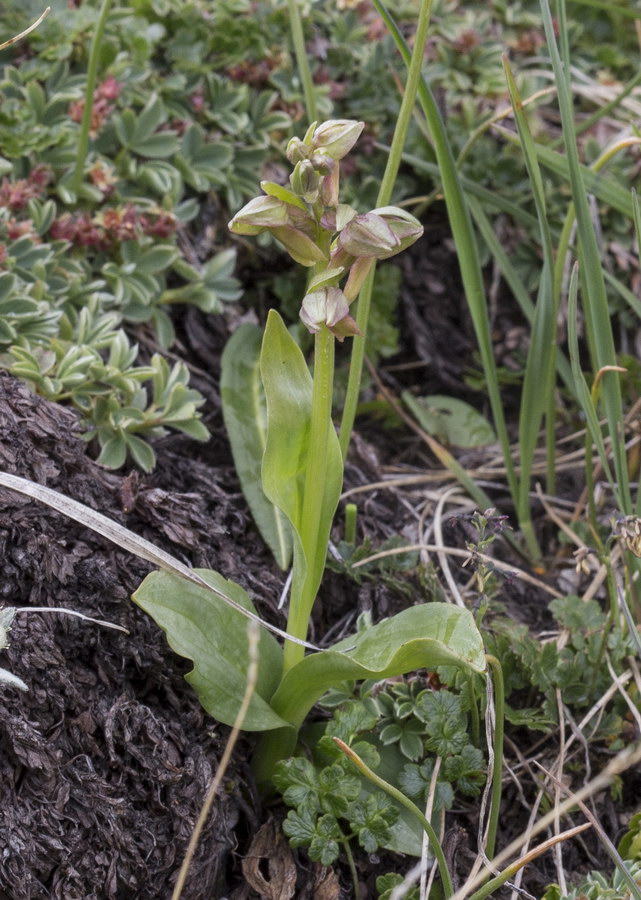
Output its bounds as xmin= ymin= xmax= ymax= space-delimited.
xmin=0 ymin=370 xmax=256 ymax=899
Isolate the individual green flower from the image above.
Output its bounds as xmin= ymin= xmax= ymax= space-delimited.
xmin=311 ymin=119 xmax=365 ymax=161
xmin=371 ymin=206 xmax=424 ymax=253
xmin=290 ymin=160 xmax=321 ymax=204
xmin=228 ymin=195 xmax=289 ymax=235
xmin=300 ymin=287 xmax=362 ymax=340
xmin=337 ymin=207 xmax=423 ymax=260
xmin=338 ymin=211 xmax=400 ymax=258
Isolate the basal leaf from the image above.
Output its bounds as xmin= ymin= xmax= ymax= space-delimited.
xmin=260 ymin=310 xmax=343 ymax=608
xmin=221 ymin=324 xmax=293 ymax=570
xmin=132 ymin=569 xmax=288 ymax=731
xmin=271 ymin=604 xmax=486 ymax=730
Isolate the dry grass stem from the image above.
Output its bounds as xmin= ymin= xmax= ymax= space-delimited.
xmin=421 ymin=756 xmax=442 ymax=900
xmin=452 ymin=743 xmax=641 ymax=900
xmin=0 ymin=7 xmax=49 ymax=50
xmin=352 ymin=543 xmax=563 ymax=597
xmin=606 ymin=656 xmax=641 ymax=733
xmin=554 ymin=691 xmax=568 ymax=895
xmin=432 ymin=487 xmax=466 ymax=607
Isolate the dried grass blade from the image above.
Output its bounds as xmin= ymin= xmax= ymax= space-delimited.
xmin=0 ymin=471 xmax=318 ymax=650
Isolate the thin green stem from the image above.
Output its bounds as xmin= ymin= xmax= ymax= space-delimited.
xmin=341 ymin=836 xmax=361 ymax=900
xmin=333 ymin=738 xmax=454 ymax=898
xmin=283 ymin=326 xmax=335 ymax=674
xmin=286 ymin=0 xmax=317 ymax=124
xmin=344 ymin=503 xmax=357 ymax=544
xmin=485 ymin=655 xmax=505 ymax=861
xmin=71 ymin=0 xmax=113 ymax=196
xmin=468 ymin=674 xmax=481 ymax=747
xmin=338 ymin=0 xmax=433 ymax=460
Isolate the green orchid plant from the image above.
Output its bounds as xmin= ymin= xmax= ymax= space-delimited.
xmin=0 ymin=112 xmax=489 ymax=883
xmin=228 ymin=119 xmax=424 ymax=669
xmin=0 ymin=118 xmax=486 ymax=795
xmin=133 ymin=120 xmax=486 ymax=785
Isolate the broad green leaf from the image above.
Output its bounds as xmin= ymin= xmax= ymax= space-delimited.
xmin=260 ymin=311 xmax=343 ymax=612
xmin=221 ymin=324 xmax=293 ymax=570
xmin=272 ymin=604 xmax=486 ymax=731
xmin=402 ymin=393 xmax=495 ymax=448
xmin=132 ymin=569 xmax=287 ymax=731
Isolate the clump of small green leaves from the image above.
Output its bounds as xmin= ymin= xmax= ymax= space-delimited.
xmin=369 ymin=683 xmax=486 ymax=808
xmin=542 ymin=861 xmax=641 ymax=900
xmin=275 ymin=681 xmax=485 ymax=868
xmin=0 ymin=0 xmax=304 ymax=470
xmin=273 ymin=702 xmax=399 ymax=866
xmin=483 ymin=593 xmax=635 ymax=738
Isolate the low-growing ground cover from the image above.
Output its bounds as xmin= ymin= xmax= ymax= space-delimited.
xmin=1 ymin=0 xmax=641 ymax=898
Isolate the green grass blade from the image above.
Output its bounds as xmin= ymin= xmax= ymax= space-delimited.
xmin=539 ymin=0 xmax=630 ymax=512
xmin=567 ymin=264 xmax=615 ymax=486
xmin=494 ymin=126 xmax=634 ymax=218
xmin=467 ymin=196 xmax=534 ymax=322
xmin=503 ymin=58 xmax=559 ymax=549
xmin=633 ymin=189 xmax=641 ymax=255
xmin=393 ymin=149 xmax=541 ymax=232
xmin=468 ymin=197 xmax=576 ymax=395
xmin=371 ymin=0 xmax=519 ymax=512
xmin=339 ymin=0 xmax=434 ymax=459
xmin=604 ymin=269 xmax=641 ymax=321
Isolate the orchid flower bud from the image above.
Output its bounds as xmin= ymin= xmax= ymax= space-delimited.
xmin=370 ymin=206 xmax=423 ymax=254
xmin=290 ymin=160 xmax=321 ymax=204
xmin=311 ymin=119 xmax=365 ymax=161
xmin=300 ymin=287 xmax=362 ymax=340
xmin=309 ymin=151 xmax=335 ymax=175
xmin=286 ymin=136 xmax=310 ymax=165
xmin=338 ymin=211 xmax=400 ymax=258
xmin=228 ymin=195 xmax=289 ymax=235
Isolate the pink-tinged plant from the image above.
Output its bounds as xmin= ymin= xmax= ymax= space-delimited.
xmin=69 ymin=76 xmax=123 ymax=137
